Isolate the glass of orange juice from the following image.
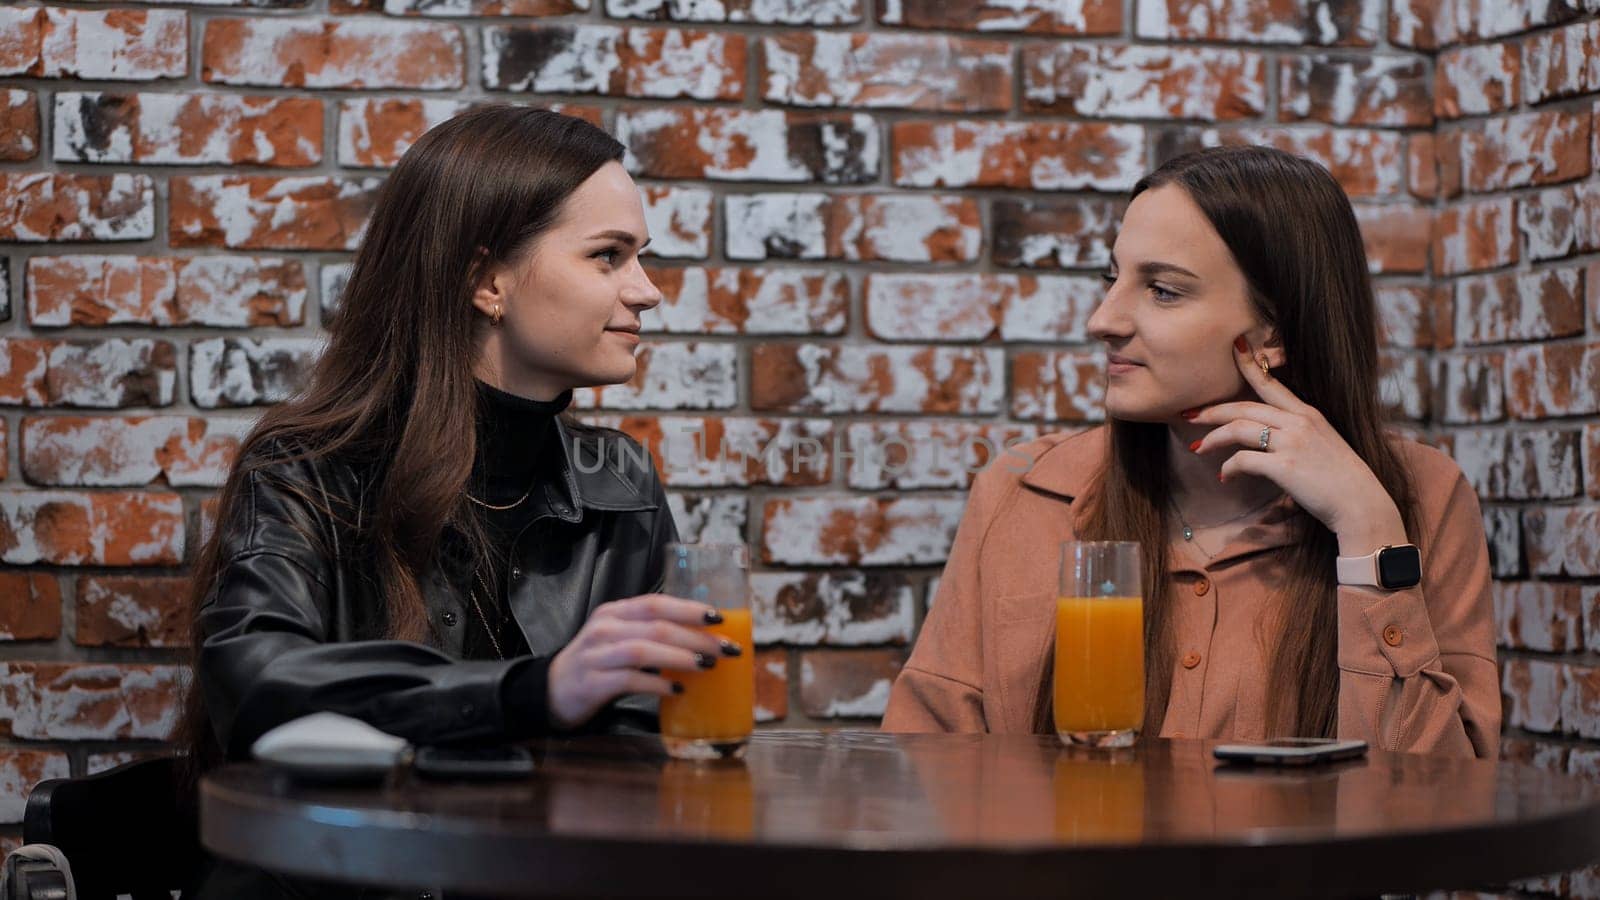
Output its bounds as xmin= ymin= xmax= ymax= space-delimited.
xmin=658 ymin=542 xmax=755 ymax=761
xmin=1055 ymin=541 xmax=1144 ymax=749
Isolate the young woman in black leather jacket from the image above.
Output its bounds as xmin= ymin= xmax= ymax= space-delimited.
xmin=177 ymin=106 xmax=738 ymax=897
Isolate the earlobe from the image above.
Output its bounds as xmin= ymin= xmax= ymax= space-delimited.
xmin=470 ymin=255 xmax=505 ymax=319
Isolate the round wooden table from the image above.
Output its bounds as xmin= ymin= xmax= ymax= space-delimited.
xmin=201 ymin=731 xmax=1600 ymax=898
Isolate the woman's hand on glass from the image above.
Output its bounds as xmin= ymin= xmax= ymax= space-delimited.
xmin=546 ymin=595 xmax=734 ymax=730
xmin=1183 ymin=334 xmax=1407 ymax=557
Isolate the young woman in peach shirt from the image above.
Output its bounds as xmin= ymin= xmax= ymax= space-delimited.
xmin=882 ymin=146 xmax=1500 ymax=758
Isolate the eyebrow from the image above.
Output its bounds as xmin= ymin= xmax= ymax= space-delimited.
xmin=1111 ymin=259 xmax=1200 ymax=280
xmin=587 ymin=229 xmax=650 ymax=249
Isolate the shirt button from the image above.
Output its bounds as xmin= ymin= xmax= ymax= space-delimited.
xmin=510 ymin=565 xmax=523 ymax=580
xmin=460 ymin=703 xmax=475 ymax=719
xmin=1193 ymin=578 xmax=1210 ymax=597
xmin=441 ymin=611 xmax=457 ymax=627
xmin=1171 ymin=731 xmax=1186 ymax=739
xmin=1383 ymin=625 xmax=1404 ymax=647
xmin=1181 ymin=651 xmax=1202 ymax=669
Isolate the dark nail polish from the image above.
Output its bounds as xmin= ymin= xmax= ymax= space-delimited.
xmin=703 ymin=609 xmax=724 ymax=625
xmin=1188 ymin=439 xmax=1202 ymax=453
xmin=720 ymin=640 xmax=743 ymax=657
xmin=641 ymin=666 xmax=660 ymax=676
xmin=695 ymin=653 xmax=716 ymax=669
xmin=1181 ymin=408 xmax=1199 ymax=420
xmin=671 ymin=682 xmax=685 ymax=695
xmin=1233 ymin=335 xmax=1249 ymax=353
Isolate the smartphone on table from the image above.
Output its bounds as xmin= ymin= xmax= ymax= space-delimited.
xmin=412 ymin=745 xmax=536 ymax=780
xmin=1212 ymin=737 xmax=1368 ymax=767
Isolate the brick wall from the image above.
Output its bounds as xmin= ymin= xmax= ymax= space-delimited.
xmin=0 ymin=0 xmax=1597 ymax=890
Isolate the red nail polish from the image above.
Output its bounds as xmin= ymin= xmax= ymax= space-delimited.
xmin=1188 ymin=439 xmax=1202 ymax=452
xmin=1181 ymin=408 xmax=1199 ymax=420
xmin=1233 ymin=336 xmax=1249 ymax=353
xmin=1218 ymin=473 xmax=1227 ymax=483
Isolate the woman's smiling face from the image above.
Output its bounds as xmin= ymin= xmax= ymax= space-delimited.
xmin=1087 ymin=183 xmax=1280 ymax=423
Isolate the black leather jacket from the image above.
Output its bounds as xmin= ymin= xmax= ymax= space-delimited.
xmin=194 ymin=419 xmax=677 ymax=761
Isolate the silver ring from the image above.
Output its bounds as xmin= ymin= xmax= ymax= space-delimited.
xmin=1258 ymin=426 xmax=1272 ymax=451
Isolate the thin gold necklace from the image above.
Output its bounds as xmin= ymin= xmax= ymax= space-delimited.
xmin=469 ymin=568 xmax=505 ymax=659
xmin=466 ymin=486 xmax=531 ymax=511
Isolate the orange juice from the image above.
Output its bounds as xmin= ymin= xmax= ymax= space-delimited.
xmin=660 ymin=608 xmax=755 ymax=743
xmin=1053 ymin=754 xmax=1145 ymax=842
xmin=1053 ymin=596 xmax=1144 ymax=735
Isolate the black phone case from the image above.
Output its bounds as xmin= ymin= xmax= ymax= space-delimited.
xmin=412 ymin=746 xmax=536 ymax=780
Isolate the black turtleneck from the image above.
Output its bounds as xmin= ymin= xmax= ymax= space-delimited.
xmin=467 ymin=381 xmax=572 ymax=733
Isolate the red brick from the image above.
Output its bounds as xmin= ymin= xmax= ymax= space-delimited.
xmin=1484 ymin=506 xmax=1522 ymax=577
xmin=0 ymin=491 xmax=183 ymax=565
xmin=1434 ymin=42 xmax=1519 ymax=118
xmin=1011 ymin=350 xmax=1106 ymax=423
xmin=763 ymin=33 xmax=1011 ymax=112
xmin=0 ymin=751 xmax=69 ymax=825
xmin=610 ymin=0 xmax=858 ymax=23
xmin=86 ymin=751 xmax=161 ymax=776
xmin=22 ymin=416 xmax=249 ymax=487
xmin=0 ymin=419 xmax=6 ymax=479
xmin=1432 ymin=350 xmax=1505 ymax=424
xmin=1502 ymin=656 xmax=1566 ymax=733
xmin=1375 ymin=285 xmax=1440 ymax=349
xmin=28 ymin=256 xmax=306 ymax=327
xmin=754 ymin=649 xmax=787 ymax=723
xmin=643 ymin=266 xmax=847 ymax=335
xmin=763 ymin=496 xmax=964 ymax=567
xmin=751 ymin=571 xmax=915 ymax=645
xmin=1505 ymin=341 xmax=1600 ymax=420
xmin=1435 ymin=130 xmax=1465 ymax=199
xmin=865 ymin=273 xmax=1100 ymax=343
xmin=190 ymin=338 xmax=321 ymax=408
xmin=75 ymin=575 xmax=189 ymax=648
xmin=891 ymin=121 xmax=1143 ymax=192
xmin=0 ymin=90 xmax=38 ymax=161
xmin=1455 ymin=428 xmax=1581 ymax=501
xmin=1522 ymin=18 xmax=1600 ymax=104
xmin=1407 ymin=134 xmax=1438 ymax=200
xmin=640 ymin=186 xmax=711 ymax=260
xmin=203 ymin=18 xmax=463 ymax=90
xmin=1354 ymin=204 xmax=1432 ymax=274
xmin=1138 ymin=0 xmax=1379 ymax=44
xmin=1587 ymin=584 xmax=1600 ymax=651
xmin=1433 ymin=198 xmax=1518 ymax=276
xmin=1519 ymin=181 xmax=1600 ymax=262
xmin=0 ymin=662 xmax=183 ymax=740
xmin=53 ymin=92 xmax=321 ymax=167
xmin=843 ymin=421 xmax=1041 ymax=490
xmin=618 ymin=109 xmax=878 ymax=184
xmin=1022 ymin=44 xmax=1265 ymax=120
xmin=338 ymin=99 xmax=601 ymax=168
xmin=1280 ymin=54 xmax=1432 ymax=127
xmin=572 ymin=343 xmax=738 ymax=411
xmin=726 ymin=194 xmax=980 ymax=263
xmin=1379 ymin=351 xmax=1430 ymax=421
xmin=335 ymin=0 xmax=582 ymax=13
xmin=797 ymin=648 xmax=906 ymax=718
xmin=1453 ymin=268 xmax=1586 ymax=347
xmin=1388 ymin=0 xmax=1451 ymax=49
xmin=750 ymin=344 xmax=1002 ymax=415
xmin=1525 ymin=505 xmax=1600 ymax=577
xmin=584 ymin=415 xmax=833 ymax=488
xmin=992 ymin=197 xmax=1122 ymax=270
xmin=0 ymin=574 xmax=62 ymax=641
xmin=1564 ymin=663 xmax=1600 ymax=739
xmin=0 ymin=338 xmax=177 ymax=408
xmin=485 ymin=25 xmax=745 ymax=100
xmin=1166 ymin=126 xmax=1403 ymax=198
xmin=1493 ymin=582 xmax=1584 ymax=652
xmin=1587 ymin=423 xmax=1600 ymax=501
xmin=663 ymin=493 xmax=746 ymax=545
xmin=879 ymin=0 xmax=1119 ymax=33
xmin=0 ymin=9 xmax=187 ymax=81
xmin=170 ymin=175 xmax=381 ymax=250
xmin=0 ymin=173 xmax=153 ymax=242
xmin=1460 ymin=110 xmax=1591 ymax=193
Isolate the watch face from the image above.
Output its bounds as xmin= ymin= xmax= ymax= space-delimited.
xmin=1378 ymin=545 xmax=1422 ymax=589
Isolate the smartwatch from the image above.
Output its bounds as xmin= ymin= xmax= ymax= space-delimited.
xmin=1336 ymin=544 xmax=1422 ymax=590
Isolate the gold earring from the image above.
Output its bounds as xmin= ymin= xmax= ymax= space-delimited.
xmin=1256 ymin=353 xmax=1271 ymax=377
xmin=491 ymin=304 xmax=503 ymax=327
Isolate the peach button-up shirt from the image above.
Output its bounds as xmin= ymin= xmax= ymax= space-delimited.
xmin=882 ymin=427 xmax=1501 ymax=759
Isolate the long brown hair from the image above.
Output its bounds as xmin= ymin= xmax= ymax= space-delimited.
xmin=1033 ymin=146 xmax=1418 ymax=739
xmin=174 ymin=106 xmax=625 ymax=781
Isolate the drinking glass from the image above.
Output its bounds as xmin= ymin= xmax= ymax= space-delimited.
xmin=1055 ymin=541 xmax=1144 ymax=749
xmin=658 ymin=542 xmax=755 ymax=760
